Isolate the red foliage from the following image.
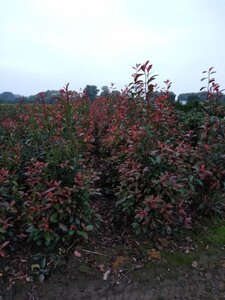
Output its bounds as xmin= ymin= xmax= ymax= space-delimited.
xmin=0 ymin=60 xmax=225 ymax=257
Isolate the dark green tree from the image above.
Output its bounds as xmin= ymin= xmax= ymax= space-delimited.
xmin=167 ymin=92 xmax=176 ymax=103
xmin=0 ymin=91 xmax=20 ymax=103
xmin=111 ymin=90 xmax=121 ymax=98
xmin=83 ymin=85 xmax=99 ymax=101
xmin=187 ymin=94 xmax=200 ymax=103
xmin=100 ymin=86 xmax=110 ymax=98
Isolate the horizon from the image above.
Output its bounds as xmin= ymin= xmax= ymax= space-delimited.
xmin=1 ymin=87 xmax=222 ymax=100
xmin=1 ymin=0 xmax=225 ymax=97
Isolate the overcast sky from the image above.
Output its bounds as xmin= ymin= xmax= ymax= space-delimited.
xmin=1 ymin=0 xmax=225 ymax=96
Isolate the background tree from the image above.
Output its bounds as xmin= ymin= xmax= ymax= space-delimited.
xmin=167 ymin=91 xmax=176 ymax=103
xmin=100 ymin=86 xmax=110 ymax=98
xmin=187 ymin=94 xmax=200 ymax=103
xmin=83 ymin=85 xmax=99 ymax=101
xmin=111 ymin=90 xmax=121 ymax=98
xmin=0 ymin=92 xmax=20 ymax=103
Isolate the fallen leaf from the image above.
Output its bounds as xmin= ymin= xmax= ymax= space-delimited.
xmin=39 ymin=273 xmax=45 ymax=282
xmin=156 ymin=237 xmax=169 ymax=248
xmin=98 ymin=263 xmax=105 ymax=272
xmin=103 ymin=269 xmax=111 ymax=280
xmin=26 ymin=276 xmax=33 ymax=282
xmin=134 ymin=264 xmax=143 ymax=269
xmin=218 ymin=281 xmax=225 ymax=290
xmin=192 ymin=261 xmax=198 ymax=268
xmin=112 ymin=256 xmax=126 ymax=271
xmin=148 ymin=249 xmax=161 ymax=261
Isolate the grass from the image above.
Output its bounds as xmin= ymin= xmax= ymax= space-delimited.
xmin=131 ymin=221 xmax=225 ymax=283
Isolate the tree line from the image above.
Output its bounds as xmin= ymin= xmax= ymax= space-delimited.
xmin=1 ymin=86 xmax=225 ymax=104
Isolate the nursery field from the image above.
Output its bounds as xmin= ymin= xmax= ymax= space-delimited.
xmin=0 ymin=62 xmax=225 ymax=299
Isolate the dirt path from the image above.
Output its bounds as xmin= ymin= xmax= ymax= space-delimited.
xmin=1 ymin=260 xmax=225 ymax=300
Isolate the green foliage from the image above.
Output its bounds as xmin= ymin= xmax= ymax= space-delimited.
xmin=83 ymin=85 xmax=99 ymax=101
xmin=100 ymin=86 xmax=110 ymax=98
xmin=187 ymin=94 xmax=200 ymax=103
xmin=0 ymin=91 xmax=21 ymax=103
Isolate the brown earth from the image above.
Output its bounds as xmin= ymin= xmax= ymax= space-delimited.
xmin=1 ymin=259 xmax=225 ymax=300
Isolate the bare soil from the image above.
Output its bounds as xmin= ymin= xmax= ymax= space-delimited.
xmin=1 ymin=253 xmax=225 ymax=300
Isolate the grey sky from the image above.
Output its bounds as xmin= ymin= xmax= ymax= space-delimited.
xmin=1 ymin=0 xmax=225 ymax=96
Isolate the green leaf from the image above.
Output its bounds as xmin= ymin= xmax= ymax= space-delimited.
xmin=36 ymin=240 xmax=42 ymax=246
xmin=85 ymin=225 xmax=93 ymax=232
xmin=40 ymin=257 xmax=47 ymax=269
xmin=77 ymin=230 xmax=88 ymax=240
xmin=188 ymin=182 xmax=195 ymax=192
xmin=50 ymin=212 xmax=58 ymax=223
xmin=45 ymin=239 xmax=51 ymax=247
xmin=59 ymin=223 xmax=68 ymax=232
xmin=75 ymin=217 xmax=80 ymax=225
xmin=155 ymin=156 xmax=161 ymax=164
xmin=0 ymin=227 xmax=5 ymax=233
xmin=32 ymin=253 xmax=44 ymax=260
xmin=195 ymin=179 xmax=203 ymax=186
xmin=31 ymin=264 xmax=40 ymax=272
xmin=198 ymin=203 xmax=204 ymax=211
xmin=26 ymin=226 xmax=34 ymax=233
xmin=44 ymin=232 xmax=51 ymax=242
xmin=68 ymin=230 xmax=75 ymax=236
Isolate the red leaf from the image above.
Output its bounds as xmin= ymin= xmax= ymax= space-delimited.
xmin=147 ymin=64 xmax=153 ymax=73
xmin=133 ymin=74 xmax=144 ymax=83
xmin=140 ymin=61 xmax=149 ymax=72
xmin=141 ymin=65 xmax=146 ymax=72
xmin=1 ymin=241 xmax=10 ymax=249
xmin=74 ymin=250 xmax=82 ymax=257
xmin=135 ymin=80 xmax=143 ymax=84
xmin=0 ymin=249 xmax=6 ymax=258
xmin=144 ymin=60 xmax=150 ymax=68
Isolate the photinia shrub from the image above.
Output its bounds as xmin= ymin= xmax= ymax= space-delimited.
xmin=0 ymin=60 xmax=225 ymax=261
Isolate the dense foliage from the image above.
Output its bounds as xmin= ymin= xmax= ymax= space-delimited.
xmin=0 ymin=62 xmax=225 ymax=262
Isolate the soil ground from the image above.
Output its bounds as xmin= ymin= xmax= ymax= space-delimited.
xmin=1 ymin=251 xmax=225 ymax=299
